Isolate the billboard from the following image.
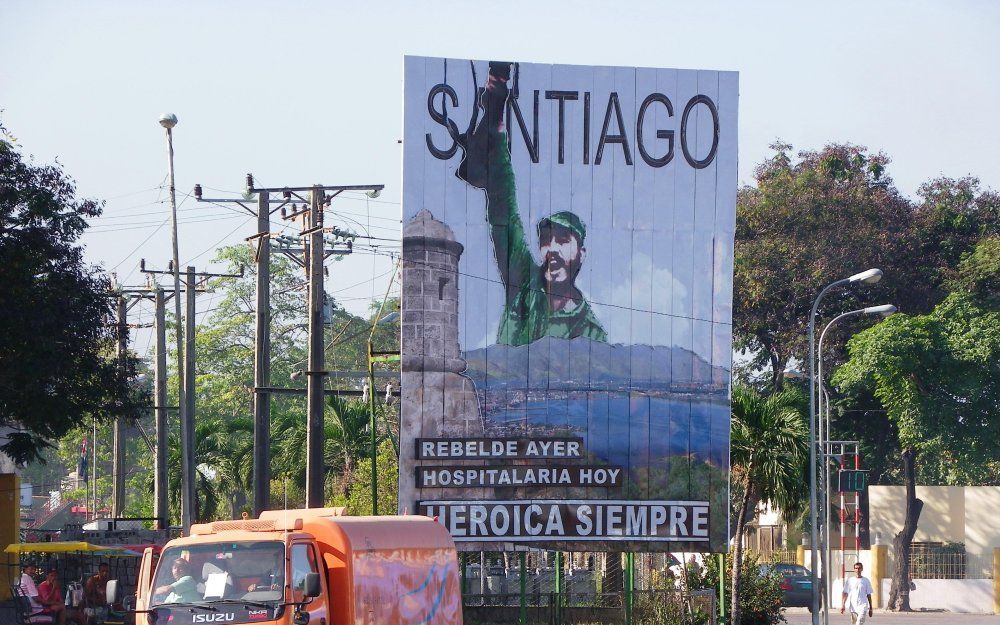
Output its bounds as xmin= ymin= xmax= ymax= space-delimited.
xmin=400 ymin=56 xmax=737 ymax=552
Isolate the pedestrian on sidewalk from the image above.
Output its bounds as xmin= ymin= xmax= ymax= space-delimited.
xmin=841 ymin=562 xmax=874 ymax=624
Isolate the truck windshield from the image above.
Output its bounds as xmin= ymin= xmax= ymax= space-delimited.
xmin=150 ymin=541 xmax=285 ymax=608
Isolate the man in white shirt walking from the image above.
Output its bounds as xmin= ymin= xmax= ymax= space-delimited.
xmin=841 ymin=562 xmax=874 ymax=623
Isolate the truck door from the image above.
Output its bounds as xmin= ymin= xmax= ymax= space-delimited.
xmin=291 ymin=541 xmax=328 ymax=625
xmin=135 ymin=547 xmax=157 ymax=612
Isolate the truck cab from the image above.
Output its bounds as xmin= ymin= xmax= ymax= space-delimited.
xmin=132 ymin=508 xmax=462 ymax=625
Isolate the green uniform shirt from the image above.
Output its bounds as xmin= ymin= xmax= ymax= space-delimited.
xmin=484 ymin=135 xmax=607 ymax=347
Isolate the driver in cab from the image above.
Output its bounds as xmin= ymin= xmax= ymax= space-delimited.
xmin=154 ymin=558 xmax=200 ymax=604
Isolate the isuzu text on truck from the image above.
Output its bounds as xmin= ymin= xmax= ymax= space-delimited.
xmin=111 ymin=508 xmax=462 ymax=625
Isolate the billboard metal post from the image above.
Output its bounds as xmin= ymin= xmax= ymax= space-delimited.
xmin=718 ymin=552 xmax=726 ymax=623
xmin=625 ymin=552 xmax=634 ymax=625
xmin=519 ymin=552 xmax=527 ymax=625
xmin=555 ymin=550 xmax=563 ymax=620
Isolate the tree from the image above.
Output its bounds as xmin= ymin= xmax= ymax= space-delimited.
xmin=330 ymin=439 xmax=398 ymax=516
xmin=685 ymin=552 xmax=785 ymax=625
xmin=0 ymin=123 xmax=144 ymax=464
xmin=734 ymin=146 xmax=998 ymax=391
xmin=909 ymin=177 xmax=999 ymax=303
xmin=728 ymin=384 xmax=809 ymax=625
xmin=735 ymin=142 xmax=914 ymax=389
xmin=166 ymin=419 xmax=221 ymax=522
xmin=833 ymin=242 xmax=999 ymax=609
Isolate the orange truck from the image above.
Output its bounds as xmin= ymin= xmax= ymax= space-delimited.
xmin=113 ymin=508 xmax=462 ymax=625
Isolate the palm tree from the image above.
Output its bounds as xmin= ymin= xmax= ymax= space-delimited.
xmin=729 ymin=384 xmax=809 ymax=625
xmin=202 ymin=417 xmax=254 ymax=519
xmin=166 ymin=420 xmax=222 ymax=523
xmin=269 ymin=396 xmax=385 ymax=504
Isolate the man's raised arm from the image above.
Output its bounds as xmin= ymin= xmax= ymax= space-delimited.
xmin=456 ymin=62 xmax=534 ymax=304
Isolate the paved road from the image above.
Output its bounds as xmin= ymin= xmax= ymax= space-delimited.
xmin=783 ymin=607 xmax=999 ymax=624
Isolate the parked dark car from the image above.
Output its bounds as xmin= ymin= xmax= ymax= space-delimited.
xmin=759 ymin=563 xmax=816 ymax=611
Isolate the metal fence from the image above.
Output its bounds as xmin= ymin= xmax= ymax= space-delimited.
xmin=758 ymin=549 xmax=797 ymax=565
xmin=909 ymin=551 xmax=995 ymax=580
xmin=459 ymin=551 xmax=716 ymax=625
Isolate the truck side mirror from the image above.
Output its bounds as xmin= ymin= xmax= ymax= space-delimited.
xmin=303 ymin=572 xmax=320 ymax=599
xmin=106 ymin=580 xmax=118 ymax=606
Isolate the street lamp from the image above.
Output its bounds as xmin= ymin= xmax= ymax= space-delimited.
xmin=159 ymin=113 xmax=193 ymax=534
xmin=807 ymin=268 xmax=882 ymax=623
xmin=816 ymin=304 xmax=895 ymax=625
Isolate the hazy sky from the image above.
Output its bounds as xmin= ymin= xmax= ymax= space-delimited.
xmin=3 ymin=0 xmax=998 ymax=359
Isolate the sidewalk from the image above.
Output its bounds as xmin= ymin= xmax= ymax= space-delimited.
xmin=783 ymin=607 xmax=999 ymax=623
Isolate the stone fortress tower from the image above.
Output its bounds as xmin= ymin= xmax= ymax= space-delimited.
xmin=399 ymin=209 xmax=486 ymax=509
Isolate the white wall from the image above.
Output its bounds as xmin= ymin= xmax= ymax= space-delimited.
xmin=879 ymin=579 xmax=994 ymax=614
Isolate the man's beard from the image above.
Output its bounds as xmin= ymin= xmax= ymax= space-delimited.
xmin=542 ymin=254 xmax=582 ymax=294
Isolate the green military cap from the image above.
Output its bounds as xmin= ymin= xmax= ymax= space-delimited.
xmin=537 ymin=211 xmax=586 ymax=244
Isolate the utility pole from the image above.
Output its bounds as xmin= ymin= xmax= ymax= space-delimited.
xmin=184 ymin=265 xmax=197 ymax=519
xmin=112 ymin=295 xmax=127 ymax=518
xmin=142 ymin=260 xmax=243 ymax=523
xmin=194 ymin=178 xmax=285 ymax=516
xmin=153 ymin=286 xmax=170 ymax=529
xmin=107 ymin=284 xmax=154 ymax=519
xmin=253 ymin=189 xmax=272 ymax=514
xmin=368 ymin=261 xmax=400 ymax=515
xmin=305 ymin=186 xmax=325 ymax=508
xmin=198 ymin=180 xmax=382 ymax=510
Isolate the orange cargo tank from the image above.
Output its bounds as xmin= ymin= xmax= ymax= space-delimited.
xmin=130 ymin=508 xmax=462 ymax=625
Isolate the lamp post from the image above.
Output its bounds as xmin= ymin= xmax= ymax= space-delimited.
xmin=808 ymin=268 xmax=882 ymax=624
xmin=816 ymin=304 xmax=895 ymax=625
xmin=158 ymin=113 xmax=194 ymax=534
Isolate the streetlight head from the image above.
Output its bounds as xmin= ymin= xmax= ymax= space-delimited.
xmin=366 ymin=188 xmax=381 ymax=199
xmin=378 ymin=311 xmax=399 ymax=325
xmin=848 ymin=268 xmax=882 ymax=284
xmin=158 ymin=113 xmax=178 ymax=129
xmin=863 ymin=304 xmax=897 ymax=317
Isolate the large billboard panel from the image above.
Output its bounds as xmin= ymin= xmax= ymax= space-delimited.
xmin=400 ymin=56 xmax=737 ymax=552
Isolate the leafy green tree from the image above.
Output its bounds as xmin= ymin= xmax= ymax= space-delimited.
xmin=0 ymin=122 xmax=144 ymax=464
xmin=729 ymin=384 xmax=808 ymax=625
xmin=833 ymin=240 xmax=999 ymax=609
xmin=330 ymin=439 xmax=398 ymax=516
xmin=950 ymin=235 xmax=999 ymax=306
xmin=689 ymin=552 xmax=784 ymax=625
xmin=734 ymin=145 xmax=997 ymax=391
xmin=202 ymin=417 xmax=254 ymax=519
xmin=909 ymin=177 xmax=999 ymax=302
xmin=190 ymin=245 xmax=398 ymax=519
xmin=735 ymin=142 xmax=913 ymax=389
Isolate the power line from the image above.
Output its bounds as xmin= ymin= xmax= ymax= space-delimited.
xmin=182 ymin=216 xmax=255 ymax=265
xmin=351 ymin=245 xmax=733 ymax=326
xmin=109 ymin=217 xmax=170 ymax=272
xmin=88 ymin=212 xmax=244 ymax=232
